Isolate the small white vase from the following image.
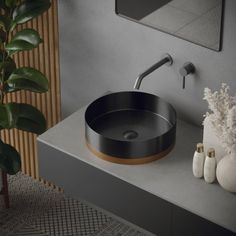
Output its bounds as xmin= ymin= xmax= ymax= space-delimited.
xmin=216 ymin=152 xmax=236 ymax=193
xmin=203 ymin=116 xmax=226 ymax=163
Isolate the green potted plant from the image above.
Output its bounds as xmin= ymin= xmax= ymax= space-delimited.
xmin=0 ymin=0 xmax=51 ymax=207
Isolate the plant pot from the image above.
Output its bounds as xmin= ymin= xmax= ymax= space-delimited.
xmin=203 ymin=116 xmax=226 ymax=163
xmin=216 ymin=153 xmax=236 ymax=193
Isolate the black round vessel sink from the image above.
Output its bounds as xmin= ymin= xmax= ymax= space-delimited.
xmin=85 ymin=91 xmax=176 ymax=164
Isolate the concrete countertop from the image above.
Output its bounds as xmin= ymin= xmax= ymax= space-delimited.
xmin=38 ymin=107 xmax=236 ymax=233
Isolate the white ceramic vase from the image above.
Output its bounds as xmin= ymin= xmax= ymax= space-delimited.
xmin=216 ymin=152 xmax=236 ymax=193
xmin=203 ymin=116 xmax=226 ymax=163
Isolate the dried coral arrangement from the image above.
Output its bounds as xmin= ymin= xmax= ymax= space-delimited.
xmin=203 ymin=83 xmax=236 ymax=154
xmin=204 ymin=83 xmax=236 ymax=192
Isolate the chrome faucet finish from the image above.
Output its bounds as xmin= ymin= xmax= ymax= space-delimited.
xmin=134 ymin=54 xmax=173 ymax=90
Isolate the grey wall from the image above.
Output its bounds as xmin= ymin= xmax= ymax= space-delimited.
xmin=58 ymin=0 xmax=236 ymax=126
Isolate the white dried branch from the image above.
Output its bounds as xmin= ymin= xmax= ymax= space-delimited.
xmin=203 ymin=83 xmax=236 ymax=153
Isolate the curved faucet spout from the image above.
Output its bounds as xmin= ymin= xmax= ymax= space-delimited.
xmin=134 ymin=54 xmax=173 ymax=90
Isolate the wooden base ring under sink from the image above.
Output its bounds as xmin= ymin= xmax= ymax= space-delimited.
xmin=86 ymin=141 xmax=174 ymax=165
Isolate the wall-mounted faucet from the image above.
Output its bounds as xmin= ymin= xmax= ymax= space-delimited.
xmin=179 ymin=62 xmax=195 ymax=89
xmin=134 ymin=54 xmax=173 ymax=90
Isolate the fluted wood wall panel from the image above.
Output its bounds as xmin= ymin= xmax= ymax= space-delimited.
xmin=0 ymin=0 xmax=61 ymax=180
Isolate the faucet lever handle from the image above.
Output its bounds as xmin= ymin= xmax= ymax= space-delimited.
xmin=179 ymin=62 xmax=195 ymax=89
xmin=182 ymin=76 xmax=186 ymax=89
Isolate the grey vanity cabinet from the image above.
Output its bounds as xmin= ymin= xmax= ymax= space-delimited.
xmin=39 ymin=142 xmax=236 ymax=236
xmin=39 ymin=141 xmax=236 ymax=236
xmin=172 ymin=206 xmax=236 ymax=236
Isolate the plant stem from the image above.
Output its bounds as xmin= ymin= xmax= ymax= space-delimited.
xmin=0 ymin=37 xmax=7 ymax=105
xmin=0 ymin=9 xmax=12 ymax=105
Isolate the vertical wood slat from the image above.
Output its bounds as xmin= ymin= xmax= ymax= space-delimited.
xmin=0 ymin=0 xmax=61 ymax=180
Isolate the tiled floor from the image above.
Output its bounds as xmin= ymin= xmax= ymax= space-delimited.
xmin=0 ymin=173 xmax=148 ymax=236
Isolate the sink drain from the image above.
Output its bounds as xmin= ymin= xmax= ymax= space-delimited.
xmin=123 ymin=130 xmax=138 ymax=140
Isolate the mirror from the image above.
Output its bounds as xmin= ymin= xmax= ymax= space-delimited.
xmin=116 ymin=0 xmax=224 ymax=51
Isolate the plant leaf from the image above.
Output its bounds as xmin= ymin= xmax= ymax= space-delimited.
xmin=0 ymin=50 xmax=17 ymax=80
xmin=0 ymin=140 xmax=21 ymax=175
xmin=5 ymin=0 xmax=17 ymax=8
xmin=0 ymin=103 xmax=47 ymax=134
xmin=0 ymin=105 xmax=10 ymax=129
xmin=0 ymin=57 xmax=16 ymax=80
xmin=6 ymin=67 xmax=48 ymax=92
xmin=13 ymin=0 xmax=51 ymax=25
xmin=0 ymin=0 xmax=10 ymax=14
xmin=0 ymin=29 xmax=6 ymax=43
xmin=15 ymin=103 xmax=47 ymax=134
xmin=0 ymin=50 xmax=7 ymax=61
xmin=0 ymin=15 xmax=11 ymax=31
xmin=6 ymin=29 xmax=42 ymax=55
xmin=0 ymin=0 xmax=7 ymax=9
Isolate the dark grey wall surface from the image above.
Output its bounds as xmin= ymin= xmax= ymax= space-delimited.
xmin=58 ymin=0 xmax=236 ymax=125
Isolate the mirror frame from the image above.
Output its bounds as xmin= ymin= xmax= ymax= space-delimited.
xmin=115 ymin=0 xmax=225 ymax=51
